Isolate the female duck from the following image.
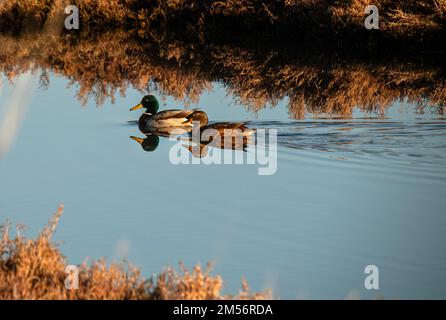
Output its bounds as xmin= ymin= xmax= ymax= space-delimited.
xmin=130 ymin=95 xmax=208 ymax=132
xmin=181 ymin=122 xmax=256 ymax=158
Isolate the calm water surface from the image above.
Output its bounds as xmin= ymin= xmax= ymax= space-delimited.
xmin=1 ymin=73 xmax=446 ymax=299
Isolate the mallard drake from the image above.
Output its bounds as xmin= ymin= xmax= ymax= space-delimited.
xmin=130 ymin=95 xmax=208 ymax=132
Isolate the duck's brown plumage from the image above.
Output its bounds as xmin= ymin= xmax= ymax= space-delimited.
xmin=202 ymin=122 xmax=255 ymax=136
xmin=139 ymin=109 xmax=208 ymax=131
xmin=180 ymin=122 xmax=256 ymax=157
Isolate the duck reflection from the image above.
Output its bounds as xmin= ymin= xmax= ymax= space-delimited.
xmin=129 ymin=125 xmax=191 ymax=153
xmin=130 ymin=122 xmax=256 ymax=157
xmin=129 ymin=135 xmax=160 ymax=152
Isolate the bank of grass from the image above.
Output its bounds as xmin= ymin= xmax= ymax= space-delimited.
xmin=0 ymin=0 xmax=445 ymax=45
xmin=0 ymin=205 xmax=269 ymax=300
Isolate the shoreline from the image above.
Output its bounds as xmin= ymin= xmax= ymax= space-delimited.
xmin=0 ymin=0 xmax=445 ymax=50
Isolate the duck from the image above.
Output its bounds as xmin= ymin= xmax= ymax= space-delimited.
xmin=130 ymin=95 xmax=208 ymax=132
xmin=181 ymin=122 xmax=256 ymax=158
xmin=201 ymin=122 xmax=256 ymax=139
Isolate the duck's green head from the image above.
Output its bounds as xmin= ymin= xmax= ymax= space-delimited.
xmin=130 ymin=135 xmax=159 ymax=152
xmin=130 ymin=95 xmax=159 ymax=114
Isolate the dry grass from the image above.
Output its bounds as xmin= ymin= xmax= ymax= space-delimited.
xmin=0 ymin=0 xmax=445 ymax=42
xmin=0 ymin=205 xmax=270 ymax=300
xmin=331 ymin=0 xmax=446 ymax=33
xmin=0 ymin=30 xmax=444 ymax=119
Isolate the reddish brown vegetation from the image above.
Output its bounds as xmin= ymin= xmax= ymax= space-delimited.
xmin=0 ymin=1 xmax=445 ymax=117
xmin=1 ymin=30 xmax=444 ymax=118
xmin=1 ymin=0 xmax=445 ymax=42
xmin=0 ymin=205 xmax=269 ymax=299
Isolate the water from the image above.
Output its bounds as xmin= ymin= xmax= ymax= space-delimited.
xmin=1 ymin=73 xmax=446 ymax=299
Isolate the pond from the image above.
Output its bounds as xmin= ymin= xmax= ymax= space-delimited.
xmin=1 ymin=35 xmax=446 ymax=299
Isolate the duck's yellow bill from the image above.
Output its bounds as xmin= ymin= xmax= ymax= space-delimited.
xmin=130 ymin=103 xmax=143 ymax=111
xmin=130 ymin=136 xmax=144 ymax=144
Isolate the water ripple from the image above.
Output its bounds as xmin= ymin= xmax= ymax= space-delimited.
xmin=251 ymin=120 xmax=446 ymax=166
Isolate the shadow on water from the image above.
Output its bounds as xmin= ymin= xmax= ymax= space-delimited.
xmin=0 ymin=29 xmax=445 ymax=119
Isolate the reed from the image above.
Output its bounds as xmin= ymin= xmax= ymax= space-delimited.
xmin=0 ymin=0 xmax=445 ymax=44
xmin=0 ymin=205 xmax=269 ymax=300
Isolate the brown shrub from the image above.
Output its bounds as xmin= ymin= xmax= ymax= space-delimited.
xmin=0 ymin=0 xmax=445 ymax=42
xmin=0 ymin=205 xmax=270 ymax=300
